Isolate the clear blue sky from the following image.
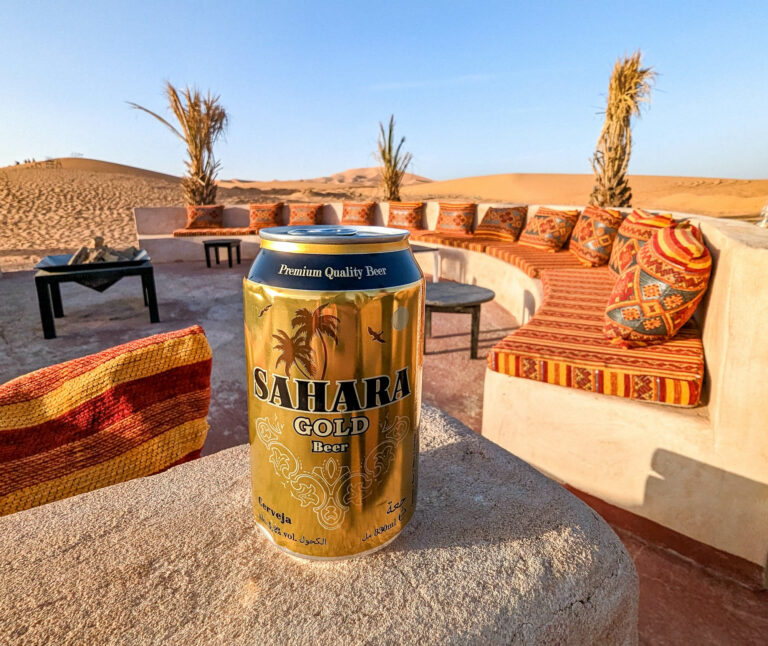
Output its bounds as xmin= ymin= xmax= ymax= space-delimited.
xmin=1 ymin=1 xmax=766 ymax=180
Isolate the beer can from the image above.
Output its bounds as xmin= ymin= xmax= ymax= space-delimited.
xmin=243 ymin=225 xmax=424 ymax=559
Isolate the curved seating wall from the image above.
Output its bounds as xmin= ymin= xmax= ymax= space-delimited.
xmin=132 ymin=201 xmax=768 ymax=570
xmin=413 ymin=204 xmax=768 ymax=573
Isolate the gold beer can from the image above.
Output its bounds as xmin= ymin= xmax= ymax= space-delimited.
xmin=243 ymin=225 xmax=424 ymax=559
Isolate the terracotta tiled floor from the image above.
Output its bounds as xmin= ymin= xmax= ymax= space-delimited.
xmin=2 ymin=264 xmax=766 ymax=643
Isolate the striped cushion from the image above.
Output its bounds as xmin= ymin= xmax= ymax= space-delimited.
xmin=608 ymin=209 xmax=675 ymax=277
xmin=604 ymin=223 xmax=712 ymax=347
xmin=0 ymin=326 xmax=212 ymax=516
xmin=289 ymin=204 xmax=323 ymax=226
xmin=409 ymin=231 xmax=474 ymax=246
xmin=475 ymin=206 xmax=527 ymax=242
xmin=487 ymin=268 xmax=704 ymax=406
xmin=485 ymin=242 xmax=588 ymax=278
xmin=185 ymin=205 xmax=224 ymax=229
xmin=569 ymin=205 xmax=624 ymax=267
xmin=249 ymin=202 xmax=283 ymax=231
xmin=341 ymin=202 xmax=376 ymax=226
xmin=388 ymin=202 xmax=424 ymax=230
xmin=436 ymin=203 xmax=475 ymax=233
xmin=519 ymin=207 xmax=580 ymax=252
xmin=173 ymin=227 xmax=257 ymax=237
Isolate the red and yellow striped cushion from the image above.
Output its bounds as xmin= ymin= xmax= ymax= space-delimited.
xmin=409 ymin=231 xmax=473 ymax=246
xmin=173 ymin=227 xmax=257 ymax=237
xmin=0 ymin=326 xmax=212 ymax=516
xmin=488 ymin=268 xmax=704 ymax=406
xmin=436 ymin=202 xmax=475 ymax=233
xmin=485 ymin=242 xmax=588 ymax=278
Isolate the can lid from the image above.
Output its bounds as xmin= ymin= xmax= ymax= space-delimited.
xmin=259 ymin=225 xmax=409 ymax=244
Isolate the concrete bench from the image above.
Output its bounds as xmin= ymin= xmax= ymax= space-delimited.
xmin=0 ymin=405 xmax=638 ymax=644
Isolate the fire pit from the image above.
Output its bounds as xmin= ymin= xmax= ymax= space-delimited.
xmin=34 ymin=244 xmax=159 ymax=339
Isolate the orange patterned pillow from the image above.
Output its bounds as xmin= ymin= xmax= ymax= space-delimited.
xmin=288 ymin=204 xmax=323 ymax=226
xmin=569 ymin=205 xmax=624 ymax=267
xmin=518 ymin=207 xmax=580 ymax=252
xmin=475 ymin=206 xmax=527 ymax=241
xmin=186 ymin=204 xmax=223 ymax=229
xmin=341 ymin=202 xmax=375 ymax=226
xmin=436 ymin=203 xmax=476 ymax=233
xmin=249 ymin=202 xmax=283 ymax=231
xmin=388 ymin=202 xmax=424 ymax=230
xmin=608 ymin=209 xmax=675 ymax=277
xmin=604 ymin=222 xmax=711 ymax=347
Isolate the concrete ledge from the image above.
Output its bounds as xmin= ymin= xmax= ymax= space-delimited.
xmin=139 ymin=233 xmax=263 ymax=264
xmin=412 ymin=244 xmax=543 ymax=325
xmin=0 ymin=405 xmax=637 ymax=645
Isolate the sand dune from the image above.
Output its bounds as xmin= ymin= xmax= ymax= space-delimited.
xmin=1 ymin=157 xmax=765 ymax=271
xmin=402 ymin=173 xmax=768 ymax=218
xmin=308 ymin=167 xmax=431 ymax=186
xmin=218 ymin=167 xmax=429 ymax=190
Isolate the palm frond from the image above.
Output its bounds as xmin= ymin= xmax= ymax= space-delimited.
xmin=375 ymin=115 xmax=413 ymax=201
xmin=589 ymin=51 xmax=655 ymax=208
xmin=129 ymin=81 xmax=228 ymax=205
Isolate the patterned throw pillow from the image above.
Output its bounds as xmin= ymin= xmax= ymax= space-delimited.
xmin=249 ymin=202 xmax=283 ymax=231
xmin=435 ymin=203 xmax=476 ymax=233
xmin=608 ymin=209 xmax=675 ymax=277
xmin=569 ymin=205 xmax=624 ymax=267
xmin=518 ymin=207 xmax=580 ymax=252
xmin=388 ymin=202 xmax=424 ymax=230
xmin=186 ymin=204 xmax=223 ymax=229
xmin=341 ymin=202 xmax=376 ymax=226
xmin=604 ymin=222 xmax=712 ymax=347
xmin=288 ymin=204 xmax=323 ymax=226
xmin=474 ymin=206 xmax=527 ymax=242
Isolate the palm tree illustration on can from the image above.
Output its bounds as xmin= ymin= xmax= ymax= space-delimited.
xmin=291 ymin=304 xmax=340 ymax=380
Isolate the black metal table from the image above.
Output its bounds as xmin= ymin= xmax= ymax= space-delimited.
xmin=34 ymin=260 xmax=159 ymax=339
xmin=424 ymin=282 xmax=496 ymax=359
xmin=204 ymin=239 xmax=241 ymax=268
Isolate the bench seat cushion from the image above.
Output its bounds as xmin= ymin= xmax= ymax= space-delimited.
xmin=173 ymin=227 xmax=258 ymax=237
xmin=409 ymin=231 xmax=475 ymax=246
xmin=488 ymin=268 xmax=704 ymax=406
xmin=485 ymin=242 xmax=587 ymax=277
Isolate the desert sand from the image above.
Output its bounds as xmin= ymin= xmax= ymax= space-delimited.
xmin=1 ymin=157 xmax=765 ymax=271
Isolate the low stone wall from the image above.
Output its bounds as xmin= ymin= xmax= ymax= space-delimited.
xmin=0 ymin=405 xmax=638 ymax=645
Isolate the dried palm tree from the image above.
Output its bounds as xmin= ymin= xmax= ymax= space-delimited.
xmin=273 ymin=329 xmax=316 ymax=379
xmin=129 ymin=82 xmax=228 ymax=205
xmin=589 ymin=52 xmax=655 ymax=208
xmin=375 ymin=115 xmax=413 ymax=201
xmin=292 ymin=304 xmax=340 ymax=380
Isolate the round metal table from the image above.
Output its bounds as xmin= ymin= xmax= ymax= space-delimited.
xmin=424 ymin=282 xmax=496 ymax=359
